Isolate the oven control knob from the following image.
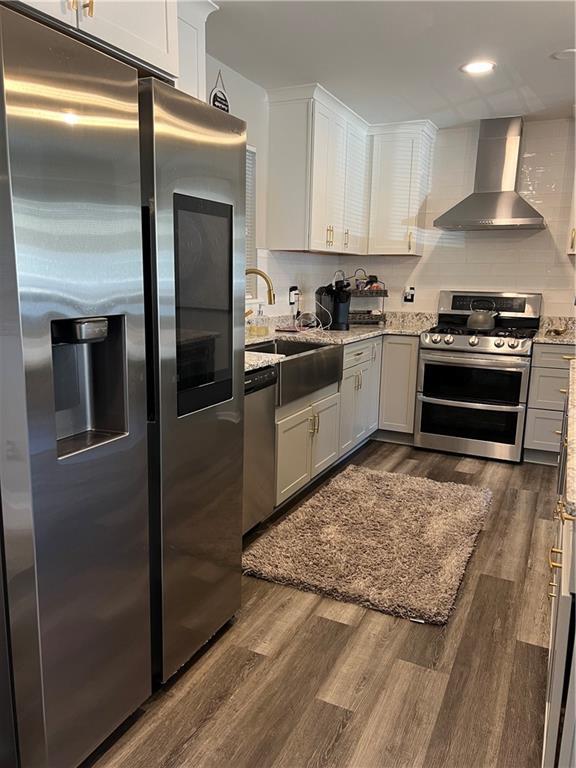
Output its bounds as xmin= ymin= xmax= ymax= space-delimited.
xmin=469 ymin=336 xmax=479 ymax=346
xmin=508 ymin=338 xmax=519 ymax=349
xmin=494 ymin=338 xmax=505 ymax=348
xmin=444 ymin=334 xmax=454 ymax=345
xmin=431 ymin=334 xmax=442 ymax=344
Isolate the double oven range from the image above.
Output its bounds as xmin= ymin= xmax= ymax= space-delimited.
xmin=414 ymin=291 xmax=542 ymax=462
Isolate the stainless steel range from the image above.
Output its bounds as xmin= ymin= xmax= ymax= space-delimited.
xmin=414 ymin=291 xmax=542 ymax=462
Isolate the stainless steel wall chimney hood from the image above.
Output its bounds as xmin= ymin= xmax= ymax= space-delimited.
xmin=433 ymin=116 xmax=546 ymax=231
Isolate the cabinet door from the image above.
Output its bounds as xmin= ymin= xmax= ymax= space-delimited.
xmin=311 ymin=393 xmax=340 ymax=478
xmin=567 ymin=175 xmax=575 ymax=256
xmin=365 ymin=339 xmax=383 ymax=434
xmin=21 ymin=0 xmax=76 ymax=24
xmin=369 ymin=134 xmax=413 ymax=255
xmin=343 ymin=123 xmax=370 ymax=254
xmin=327 ymin=113 xmax=347 ymax=252
xmin=77 ymin=0 xmax=179 ymax=76
xmin=524 ymin=408 xmax=563 ymax=452
xmin=528 ymin=367 xmax=569 ymax=411
xmin=339 ymin=367 xmax=358 ymax=455
xmin=276 ymin=406 xmax=313 ymax=506
xmin=309 ymin=102 xmax=332 ymax=251
xmin=177 ymin=1 xmax=216 ymax=101
xmin=309 ymin=102 xmax=346 ymax=252
xmin=379 ymin=335 xmax=419 ymax=432
xmin=542 ymin=521 xmax=573 ymax=768
xmin=354 ymin=361 xmax=372 ymax=444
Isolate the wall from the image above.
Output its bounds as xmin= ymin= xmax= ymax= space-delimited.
xmin=361 ymin=118 xmax=575 ymax=316
xmin=206 ymin=55 xmax=269 ymax=247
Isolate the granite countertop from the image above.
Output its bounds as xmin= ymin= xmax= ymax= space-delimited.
xmin=565 ymin=360 xmax=576 ymax=517
xmin=534 ymin=331 xmax=576 ymax=346
xmin=244 ymin=350 xmax=285 ymax=372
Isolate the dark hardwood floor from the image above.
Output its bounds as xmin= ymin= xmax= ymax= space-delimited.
xmin=93 ymin=441 xmax=556 ymax=768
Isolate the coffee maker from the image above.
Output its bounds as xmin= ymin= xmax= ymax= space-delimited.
xmin=315 ymin=280 xmax=351 ymax=330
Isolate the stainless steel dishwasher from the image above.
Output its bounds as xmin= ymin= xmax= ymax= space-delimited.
xmin=243 ymin=365 xmax=278 ymax=534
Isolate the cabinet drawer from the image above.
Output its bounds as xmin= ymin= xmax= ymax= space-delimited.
xmin=343 ymin=339 xmax=377 ymax=369
xmin=524 ymin=408 xmax=563 ymax=452
xmin=532 ymin=344 xmax=576 ymax=370
xmin=528 ymin=367 xmax=569 ymax=411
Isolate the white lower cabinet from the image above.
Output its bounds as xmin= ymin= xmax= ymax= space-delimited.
xmin=339 ymin=367 xmax=358 ymax=455
xmin=311 ymin=393 xmax=341 ymax=478
xmin=276 ymin=405 xmax=314 ymax=506
xmin=526 ymin=343 xmax=574 ymax=457
xmin=276 ymin=393 xmax=341 ymax=506
xmin=339 ymin=339 xmax=382 ymax=456
xmin=524 ymin=408 xmax=563 ymax=452
xmin=378 ymin=335 xmax=419 ymax=433
xmin=366 ymin=339 xmax=383 ymax=432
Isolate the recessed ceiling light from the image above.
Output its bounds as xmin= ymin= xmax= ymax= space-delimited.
xmin=459 ymin=60 xmax=496 ymax=76
xmin=550 ymin=48 xmax=576 ymax=61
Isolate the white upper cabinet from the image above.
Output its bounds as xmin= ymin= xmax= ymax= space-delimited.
xmin=177 ymin=0 xmax=217 ymax=100
xmin=21 ymin=0 xmax=76 ymax=24
xmin=19 ymin=0 xmax=181 ymax=76
xmin=267 ymin=85 xmax=370 ymax=254
xmin=309 ymin=102 xmax=347 ymax=251
xmin=77 ymin=0 xmax=179 ymax=76
xmin=343 ymin=123 xmax=370 ymax=255
xmin=368 ymin=121 xmax=436 ymax=256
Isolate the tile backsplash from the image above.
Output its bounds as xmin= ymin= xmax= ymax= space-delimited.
xmin=257 ymin=117 xmax=575 ymax=318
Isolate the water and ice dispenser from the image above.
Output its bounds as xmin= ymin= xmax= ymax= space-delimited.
xmin=51 ymin=316 xmax=127 ymax=457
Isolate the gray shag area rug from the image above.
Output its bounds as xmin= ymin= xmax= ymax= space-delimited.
xmin=243 ymin=464 xmax=491 ymax=624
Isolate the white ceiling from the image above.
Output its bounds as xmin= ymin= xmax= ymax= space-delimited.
xmin=206 ymin=1 xmax=575 ymax=128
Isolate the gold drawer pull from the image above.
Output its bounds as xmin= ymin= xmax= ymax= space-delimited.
xmin=549 ymin=547 xmax=563 ymax=569
xmin=559 ymin=388 xmax=567 ymax=394
xmin=555 ymin=430 xmax=563 ymax=435
xmin=571 ymin=227 xmax=576 ymax=251
xmin=83 ymin=0 xmax=94 ymax=16
xmin=562 ymin=355 xmax=576 ymax=360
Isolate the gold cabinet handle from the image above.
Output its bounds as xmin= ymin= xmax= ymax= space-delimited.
xmin=315 ymin=413 xmax=320 ymax=434
xmin=330 ymin=225 xmax=334 ymax=246
xmin=408 ymin=231 xmax=413 ymax=252
xmin=355 ymin=372 xmax=360 ymax=390
xmin=555 ymin=430 xmax=563 ymax=435
xmin=570 ymin=227 xmax=575 ymax=252
xmin=549 ymin=546 xmax=563 ymax=569
xmin=83 ymin=0 xmax=94 ymax=15
xmin=326 ymin=226 xmax=330 ymax=247
xmin=344 ymin=228 xmax=350 ymax=248
xmin=70 ymin=0 xmax=78 ymax=9
xmin=562 ymin=355 xmax=576 ymax=360
xmin=559 ymin=388 xmax=568 ymax=394
xmin=308 ymin=416 xmax=315 ymax=434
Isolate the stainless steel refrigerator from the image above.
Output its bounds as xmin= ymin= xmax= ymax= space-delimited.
xmin=139 ymin=79 xmax=246 ymax=684
xmin=0 ymin=8 xmax=150 ymax=767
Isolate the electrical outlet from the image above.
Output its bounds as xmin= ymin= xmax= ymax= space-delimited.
xmin=403 ymin=286 xmax=415 ymax=303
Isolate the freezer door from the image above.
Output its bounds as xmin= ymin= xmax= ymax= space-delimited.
xmin=0 ymin=9 xmax=150 ymax=767
xmin=140 ymin=79 xmax=245 ymax=683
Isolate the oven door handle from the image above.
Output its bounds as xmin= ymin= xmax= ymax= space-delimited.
xmin=419 ymin=351 xmax=531 ymax=370
xmin=418 ymin=394 xmax=525 ymax=413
